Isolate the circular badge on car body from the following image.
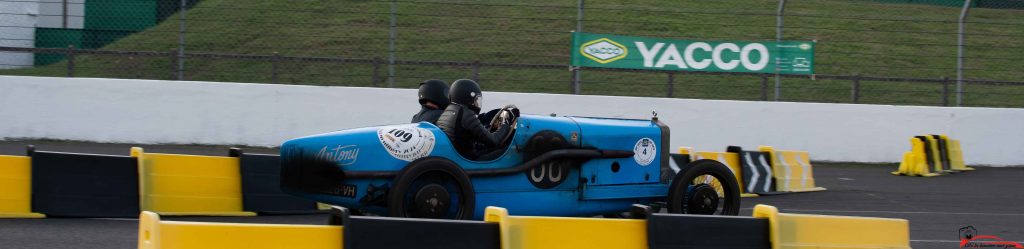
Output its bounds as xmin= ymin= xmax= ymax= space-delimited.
xmin=633 ymin=137 xmax=656 ymax=166
xmin=377 ymin=125 xmax=436 ymax=161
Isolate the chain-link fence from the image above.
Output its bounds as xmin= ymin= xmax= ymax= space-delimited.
xmin=1 ymin=0 xmax=1022 ymax=107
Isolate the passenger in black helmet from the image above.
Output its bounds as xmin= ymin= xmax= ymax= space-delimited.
xmin=411 ymin=79 xmax=450 ymax=124
xmin=437 ymin=79 xmax=515 ymax=160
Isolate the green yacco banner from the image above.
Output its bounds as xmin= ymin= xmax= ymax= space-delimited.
xmin=570 ymin=32 xmax=814 ymax=75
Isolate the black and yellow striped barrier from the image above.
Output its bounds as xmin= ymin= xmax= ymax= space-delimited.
xmin=0 ymin=146 xmax=320 ymax=218
xmin=758 ymin=146 xmax=826 ymax=193
xmin=680 ymin=145 xmax=823 ymax=196
xmin=671 ymin=146 xmax=761 ymax=197
xmin=893 ymin=134 xmax=973 ymax=177
xmin=136 ymin=205 xmax=910 ymax=249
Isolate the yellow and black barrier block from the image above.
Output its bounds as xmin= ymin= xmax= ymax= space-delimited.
xmin=915 ymin=136 xmax=942 ymax=174
xmin=137 ymin=211 xmax=341 ymax=249
xmin=753 ymin=204 xmax=910 ymax=249
xmin=133 ymin=147 xmax=255 ymax=216
xmin=930 ymin=135 xmax=955 ymax=172
xmin=894 ymin=150 xmax=917 ymax=176
xmin=646 ymin=212 xmax=770 ymax=249
xmin=234 ymin=148 xmax=320 ymax=214
xmin=727 ymin=146 xmax=781 ymax=195
xmin=670 ymin=147 xmax=693 ymax=174
xmin=946 ymin=137 xmax=974 ymax=171
xmin=331 ymin=207 xmax=500 ymax=249
xmin=922 ymin=136 xmax=953 ymax=173
xmin=759 ymin=146 xmax=826 ymax=193
xmin=0 ymin=150 xmax=45 ymax=218
xmin=137 ymin=205 xmax=908 ymax=249
xmin=485 ymin=206 xmax=646 ymax=249
xmin=893 ymin=137 xmax=942 ymax=177
xmin=686 ymin=148 xmax=757 ymax=197
xmin=31 ymin=147 xmax=140 ymax=217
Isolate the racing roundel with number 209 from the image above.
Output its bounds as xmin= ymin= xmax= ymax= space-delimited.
xmin=634 ymin=137 xmax=656 ymax=166
xmin=377 ymin=124 xmax=436 ymax=162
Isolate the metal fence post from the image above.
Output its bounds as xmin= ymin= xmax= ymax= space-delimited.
xmin=572 ymin=0 xmax=584 ymax=95
xmin=176 ymin=0 xmax=186 ymax=80
xmin=956 ymin=0 xmax=972 ymax=107
xmin=66 ymin=45 xmax=75 ymax=77
xmin=774 ymin=0 xmax=786 ymax=101
xmin=387 ymin=0 xmax=397 ymax=88
xmin=472 ymin=60 xmax=480 ymax=82
xmin=760 ymin=74 xmax=769 ymax=101
xmin=666 ymin=72 xmax=675 ymax=98
xmin=851 ymin=74 xmax=861 ymax=104
xmin=62 ymin=0 xmax=68 ymax=28
xmin=372 ymin=57 xmax=382 ymax=87
xmin=569 ymin=67 xmax=577 ymax=94
xmin=942 ymin=76 xmax=951 ymax=107
xmin=271 ymin=52 xmax=280 ymax=84
xmin=169 ymin=49 xmax=177 ymax=80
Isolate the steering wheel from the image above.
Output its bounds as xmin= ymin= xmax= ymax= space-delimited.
xmin=489 ymin=106 xmax=519 ymax=145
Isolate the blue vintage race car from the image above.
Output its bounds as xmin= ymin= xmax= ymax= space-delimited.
xmin=280 ymin=111 xmax=740 ymax=220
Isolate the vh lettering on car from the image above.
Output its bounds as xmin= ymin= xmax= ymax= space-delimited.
xmin=377 ymin=124 xmax=436 ymax=161
xmin=323 ymin=184 xmax=358 ymax=198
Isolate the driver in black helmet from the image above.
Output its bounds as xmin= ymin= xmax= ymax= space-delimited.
xmin=436 ymin=79 xmax=512 ymax=160
xmin=411 ymin=79 xmax=450 ymax=124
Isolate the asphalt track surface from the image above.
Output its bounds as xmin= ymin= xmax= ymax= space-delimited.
xmin=1 ymin=140 xmax=1022 ymax=249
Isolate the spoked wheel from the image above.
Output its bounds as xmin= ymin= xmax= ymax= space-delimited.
xmin=388 ymin=157 xmax=475 ymax=219
xmin=667 ymin=159 xmax=740 ymax=215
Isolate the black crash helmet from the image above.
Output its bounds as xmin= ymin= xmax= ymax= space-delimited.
xmin=418 ymin=79 xmax=450 ymax=108
xmin=449 ymin=79 xmax=483 ymax=113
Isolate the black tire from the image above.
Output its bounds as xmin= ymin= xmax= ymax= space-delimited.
xmin=387 ymin=157 xmax=475 ymax=219
xmin=667 ymin=159 xmax=741 ymax=215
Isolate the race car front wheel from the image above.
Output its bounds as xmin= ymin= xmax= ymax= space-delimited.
xmin=667 ymin=159 xmax=740 ymax=216
xmin=388 ymin=157 xmax=476 ymax=220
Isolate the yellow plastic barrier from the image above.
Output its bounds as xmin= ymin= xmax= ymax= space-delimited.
xmin=753 ymin=205 xmax=910 ymax=249
xmin=671 ymin=145 xmax=696 ymax=175
xmin=677 ymin=146 xmax=692 ymax=156
xmin=946 ymin=138 xmax=974 ymax=171
xmin=690 ymin=150 xmax=758 ymax=197
xmin=138 ymin=211 xmax=340 ymax=249
xmin=0 ymin=155 xmax=45 ymax=218
xmin=758 ymin=146 xmax=826 ymax=192
xmin=132 ymin=147 xmax=255 ymax=216
xmin=893 ymin=138 xmax=941 ymax=177
xmin=484 ymin=207 xmax=646 ymax=249
xmin=893 ymin=152 xmax=915 ymax=176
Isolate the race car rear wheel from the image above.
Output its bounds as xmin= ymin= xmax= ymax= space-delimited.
xmin=667 ymin=159 xmax=740 ymax=215
xmin=388 ymin=157 xmax=475 ymax=219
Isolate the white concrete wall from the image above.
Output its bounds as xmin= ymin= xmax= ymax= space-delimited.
xmin=0 ymin=1 xmax=39 ymax=69
xmin=1 ymin=75 xmax=1021 ymax=166
xmin=37 ymin=0 xmax=85 ymax=29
